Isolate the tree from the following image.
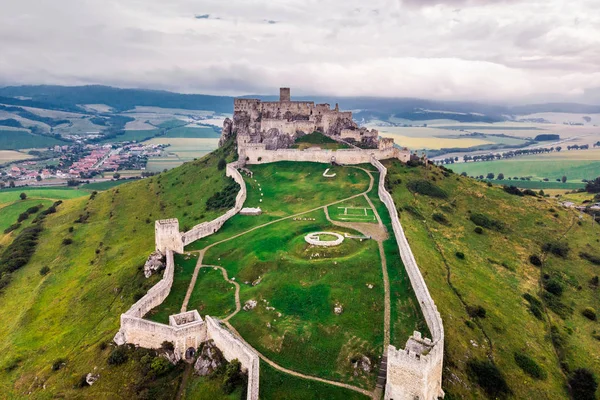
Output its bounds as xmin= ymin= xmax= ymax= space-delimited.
xmin=562 ymin=175 xmax=567 ymax=183
xmin=19 ymin=192 xmax=27 ymax=200
xmin=556 ymin=146 xmax=562 ymax=152
xmin=36 ymin=175 xmax=42 ymax=182
xmin=217 ymin=158 xmax=227 ymax=171
xmin=9 ymin=180 xmax=15 ymax=188
xmin=569 ymin=368 xmax=598 ymax=400
xmin=113 ymin=173 xmax=121 ymax=179
xmin=497 ymin=173 xmax=505 ymax=180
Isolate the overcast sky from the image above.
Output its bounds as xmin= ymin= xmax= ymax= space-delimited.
xmin=1 ymin=0 xmax=600 ymax=104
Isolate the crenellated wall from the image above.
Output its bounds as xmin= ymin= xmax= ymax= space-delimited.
xmin=181 ymin=163 xmax=247 ymax=245
xmin=155 ymin=219 xmax=184 ymax=253
xmin=242 ymin=146 xmax=410 ymax=165
xmin=206 ymin=317 xmax=260 ymax=400
xmin=370 ymin=157 xmax=444 ymax=400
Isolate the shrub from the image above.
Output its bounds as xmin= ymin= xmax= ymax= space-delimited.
xmin=3 ymin=223 xmax=21 ymax=234
xmin=455 ymin=251 xmax=465 ymax=260
xmin=514 ymin=353 xmax=547 ymax=380
xmin=432 ymin=212 xmax=449 ymax=225
xmin=17 ymin=213 xmax=29 ymax=223
xmin=19 ymin=192 xmax=27 ymax=200
xmin=542 ymin=292 xmax=573 ymax=319
xmin=75 ymin=374 xmax=89 ymax=388
xmin=523 ymin=293 xmax=544 ymax=320
xmin=402 ymin=205 xmax=423 ymax=219
xmin=542 ymin=241 xmax=570 ymax=258
xmin=569 ymin=368 xmax=598 ymax=400
xmin=503 ymin=185 xmax=524 ymax=196
xmin=206 ymin=177 xmax=241 ymax=211
xmin=466 ymin=305 xmax=486 ymax=318
xmin=161 ymin=341 xmax=174 ymax=352
xmin=217 ymin=158 xmax=227 ymax=170
xmin=107 ymin=346 xmax=128 ymax=365
xmin=590 ymin=276 xmax=599 ymax=288
xmin=523 ymin=189 xmax=538 ymax=196
xmin=467 ymin=360 xmax=511 ymax=398
xmin=62 ymin=238 xmax=73 ymax=246
xmin=544 ymin=278 xmax=564 ymax=296
xmin=150 ymin=357 xmax=171 ymax=376
xmin=474 ymin=226 xmax=483 ymax=234
xmin=406 ymin=179 xmax=448 ymax=199
xmin=222 ymin=359 xmax=246 ymax=394
xmin=580 ymin=252 xmax=600 ymax=266
xmin=470 ymin=213 xmax=505 ymax=232
xmin=51 ymin=358 xmax=66 ymax=371
xmin=39 ymin=266 xmax=50 ymax=276
xmin=529 ymin=254 xmax=542 ymax=267
xmin=0 ymin=224 xmax=43 ymax=276
xmin=582 ymin=307 xmax=597 ymax=321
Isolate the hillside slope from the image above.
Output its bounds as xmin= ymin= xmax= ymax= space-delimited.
xmin=0 ymin=140 xmax=237 ymax=398
xmin=383 ymin=160 xmax=599 ymax=399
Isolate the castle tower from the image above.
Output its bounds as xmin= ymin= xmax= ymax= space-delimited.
xmin=280 ymin=87 xmax=291 ymax=102
xmin=155 ymin=219 xmax=184 ymax=253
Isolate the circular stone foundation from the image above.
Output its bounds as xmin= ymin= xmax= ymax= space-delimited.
xmin=304 ymin=232 xmax=344 ymax=247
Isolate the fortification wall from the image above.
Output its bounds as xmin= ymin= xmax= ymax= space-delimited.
xmin=115 ymin=251 xmax=207 ymax=355
xmin=181 ymin=163 xmax=246 ymax=246
xmin=244 ymin=147 xmax=410 ymax=165
xmin=340 ymin=129 xmax=363 ymax=141
xmin=260 ymin=119 xmax=317 ymax=136
xmin=206 ymin=317 xmax=260 ymax=400
xmin=155 ymin=219 xmax=184 ymax=253
xmin=125 ymin=250 xmax=175 ymax=318
xmin=370 ymin=158 xmax=444 ymax=400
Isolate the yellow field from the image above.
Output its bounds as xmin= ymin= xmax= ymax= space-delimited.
xmin=0 ymin=150 xmax=33 ymax=163
xmin=378 ymin=132 xmax=492 ymax=150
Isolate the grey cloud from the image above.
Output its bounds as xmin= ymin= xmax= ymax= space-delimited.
xmin=0 ymin=0 xmax=599 ymax=103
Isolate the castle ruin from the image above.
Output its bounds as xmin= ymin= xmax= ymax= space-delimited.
xmin=115 ymin=90 xmax=443 ymax=400
xmin=221 ymin=88 xmax=380 ymax=151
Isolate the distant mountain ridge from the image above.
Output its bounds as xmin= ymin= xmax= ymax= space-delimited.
xmin=1 ymin=85 xmax=599 ymax=121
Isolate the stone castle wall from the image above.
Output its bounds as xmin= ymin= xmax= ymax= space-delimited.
xmin=370 ymin=158 xmax=444 ymax=400
xmin=242 ymin=146 xmax=410 ymax=165
xmin=181 ymin=163 xmax=246 ymax=245
xmin=261 ymin=119 xmax=317 ymax=136
xmin=155 ymin=219 xmax=184 ymax=253
xmin=206 ymin=317 xmax=260 ymax=400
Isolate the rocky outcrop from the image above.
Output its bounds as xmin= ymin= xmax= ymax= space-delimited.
xmin=194 ymin=340 xmax=225 ymax=376
xmin=144 ymin=251 xmax=165 ymax=278
xmin=219 ymin=118 xmax=234 ymax=147
xmin=263 ymin=128 xmax=297 ymax=150
xmin=325 ymin=116 xmax=356 ymax=137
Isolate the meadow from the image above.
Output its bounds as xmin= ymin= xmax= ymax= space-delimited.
xmin=383 ymin=160 xmax=600 ymax=399
xmin=0 ymin=141 xmax=238 ymax=398
xmin=204 ymin=211 xmax=384 ymax=389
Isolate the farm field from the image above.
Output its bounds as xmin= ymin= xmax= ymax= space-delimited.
xmin=0 ymin=150 xmax=33 ymax=164
xmin=376 ymin=131 xmax=493 ymax=150
xmin=0 ymin=187 xmax=90 ymax=206
xmin=448 ymin=153 xmax=600 ymax=183
xmin=144 ymin=137 xmax=219 ymax=171
xmin=162 ymin=126 xmax=219 ymax=138
xmin=0 ymin=129 xmax=65 ymax=150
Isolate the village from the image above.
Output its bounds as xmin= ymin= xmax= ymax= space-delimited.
xmin=0 ymin=142 xmax=166 ymax=186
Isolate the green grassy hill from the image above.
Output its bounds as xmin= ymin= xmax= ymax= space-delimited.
xmin=383 ymin=159 xmax=600 ymax=399
xmin=0 ymin=140 xmax=237 ymax=398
